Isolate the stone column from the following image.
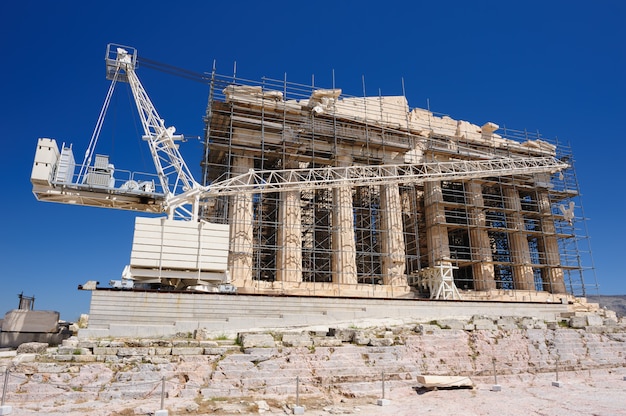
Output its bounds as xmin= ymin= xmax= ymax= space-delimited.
xmin=276 ymin=161 xmax=302 ymax=283
xmin=467 ymin=181 xmax=495 ymax=291
xmin=228 ymin=154 xmax=254 ymax=288
xmin=504 ymin=187 xmax=535 ymax=290
xmin=380 ymin=183 xmax=407 ymax=286
xmin=424 ymin=181 xmax=451 ymax=266
xmin=537 ymin=191 xmax=567 ymax=293
xmin=331 ymin=156 xmax=358 ymax=285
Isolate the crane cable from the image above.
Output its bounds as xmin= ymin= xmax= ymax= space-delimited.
xmin=77 ymin=69 xmax=120 ymax=183
xmin=137 ymin=56 xmax=211 ymax=84
xmin=77 ymin=55 xmax=208 ymax=184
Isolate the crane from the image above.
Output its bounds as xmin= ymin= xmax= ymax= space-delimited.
xmin=31 ymin=44 xmax=569 ymax=218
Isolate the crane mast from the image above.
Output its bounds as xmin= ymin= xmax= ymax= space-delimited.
xmin=105 ymin=45 xmax=201 ymax=220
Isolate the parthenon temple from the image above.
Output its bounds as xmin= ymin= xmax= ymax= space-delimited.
xmin=199 ymin=74 xmax=591 ymax=301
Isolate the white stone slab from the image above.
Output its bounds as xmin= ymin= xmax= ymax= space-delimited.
xmin=416 ymin=375 xmax=474 ymax=388
xmin=2 ymin=310 xmax=59 ymax=333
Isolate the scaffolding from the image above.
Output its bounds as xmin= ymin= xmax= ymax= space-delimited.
xmin=199 ymin=71 xmax=597 ymax=300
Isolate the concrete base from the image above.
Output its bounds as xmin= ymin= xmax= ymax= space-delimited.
xmin=552 ymin=381 xmax=564 ymax=387
xmin=81 ymin=290 xmax=570 ymax=339
xmin=491 ymin=384 xmax=502 ymax=392
xmin=377 ymin=399 xmax=391 ymax=406
xmin=155 ymin=410 xmax=168 ymax=416
xmin=0 ymin=406 xmax=12 ymax=415
xmin=292 ymin=405 xmax=305 ymax=414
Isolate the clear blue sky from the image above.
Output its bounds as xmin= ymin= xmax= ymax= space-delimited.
xmin=1 ymin=1 xmax=624 ymax=321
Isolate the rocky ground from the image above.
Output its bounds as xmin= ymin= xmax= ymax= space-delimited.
xmin=1 ymin=308 xmax=625 ymax=415
xmin=3 ymin=369 xmax=626 ymax=415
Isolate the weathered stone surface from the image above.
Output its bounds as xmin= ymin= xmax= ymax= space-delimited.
xmin=312 ymin=337 xmax=343 ymax=347
xmin=93 ymin=347 xmax=118 ymax=355
xmin=437 ymin=319 xmax=466 ymax=330
xmin=416 ymin=324 xmax=441 ymax=334
xmin=368 ymin=337 xmax=394 ymax=347
xmin=546 ymin=321 xmax=559 ymax=330
xmin=58 ymin=347 xmax=91 ymax=356
xmin=586 ymin=315 xmax=604 ymax=326
xmin=496 ymin=317 xmax=518 ymax=330
xmin=154 ymin=347 xmax=172 ymax=355
xmin=282 ymin=333 xmax=313 ymax=347
xmin=239 ymin=333 xmax=275 ymax=348
xmin=73 ymin=355 xmax=97 ymax=363
xmin=16 ymin=342 xmax=48 ymax=354
xmin=519 ymin=318 xmax=538 ymax=330
xmin=243 ymin=348 xmax=279 ymax=362
xmin=353 ymin=331 xmax=370 ymax=345
xmin=117 ymin=347 xmax=153 ymax=356
xmin=172 ymin=347 xmax=203 ymax=355
xmin=12 ymin=353 xmax=38 ymax=363
xmin=473 ymin=319 xmax=497 ymax=330
xmin=194 ymin=328 xmax=209 ymax=340
xmin=204 ymin=347 xmax=235 ymax=355
xmin=569 ymin=316 xmax=587 ymax=328
xmin=328 ymin=328 xmax=356 ymax=342
xmin=63 ymin=338 xmax=79 ymax=347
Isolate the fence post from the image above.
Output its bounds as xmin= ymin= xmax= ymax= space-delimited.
xmin=160 ymin=376 xmax=166 ymax=409
xmin=1 ymin=367 xmax=12 ymax=415
xmin=377 ymin=369 xmax=390 ymax=406
xmin=552 ymin=353 xmax=563 ymax=387
xmin=1 ymin=368 xmax=8 ymax=406
xmin=296 ymin=376 xmax=300 ymax=407
xmin=491 ymin=357 xmax=501 ymax=391
xmin=292 ymin=376 xmax=304 ymax=415
xmin=154 ymin=376 xmax=168 ymax=416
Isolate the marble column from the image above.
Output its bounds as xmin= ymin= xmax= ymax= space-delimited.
xmin=276 ymin=162 xmax=302 ymax=283
xmin=228 ymin=155 xmax=254 ymax=287
xmin=504 ymin=187 xmax=535 ymax=290
xmin=537 ymin=191 xmax=567 ymax=293
xmin=331 ymin=156 xmax=358 ymax=285
xmin=380 ymin=183 xmax=407 ymax=286
xmin=467 ymin=181 xmax=495 ymax=291
xmin=424 ymin=181 xmax=451 ymax=266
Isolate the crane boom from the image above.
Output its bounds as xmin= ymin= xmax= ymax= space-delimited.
xmin=202 ymin=156 xmax=568 ymax=196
